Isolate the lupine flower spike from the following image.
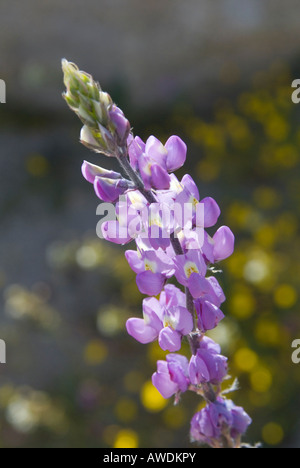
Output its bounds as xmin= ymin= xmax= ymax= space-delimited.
xmin=62 ymin=59 xmax=252 ymax=449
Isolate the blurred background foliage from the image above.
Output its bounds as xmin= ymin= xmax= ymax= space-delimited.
xmin=1 ymin=0 xmax=300 ymax=449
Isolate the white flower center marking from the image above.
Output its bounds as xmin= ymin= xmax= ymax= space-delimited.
xmin=184 ymin=261 xmax=199 ymax=278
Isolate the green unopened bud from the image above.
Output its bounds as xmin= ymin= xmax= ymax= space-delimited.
xmin=62 ymin=59 xmax=130 ymax=157
xmin=80 ymin=124 xmax=116 ymax=157
xmin=62 ymin=59 xmax=112 ymax=129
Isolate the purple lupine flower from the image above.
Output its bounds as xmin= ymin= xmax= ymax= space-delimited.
xmin=134 ymin=135 xmax=187 ymax=190
xmin=81 ymin=160 xmax=122 ymax=184
xmin=94 ymin=176 xmax=134 ymax=202
xmin=117 ymin=190 xmax=148 ymax=234
xmin=205 ymin=276 xmax=226 ymax=306
xmin=190 ymin=399 xmax=233 ymax=445
xmin=101 ymin=191 xmax=149 ymax=245
xmin=199 ymin=335 xmax=222 ymax=354
xmin=173 ymin=250 xmax=207 ymax=298
xmin=225 ymin=399 xmax=253 ymax=439
xmin=156 ymin=173 xmax=183 ymax=205
xmin=108 ymin=105 xmax=130 ymax=146
xmin=152 ymin=354 xmax=189 ymax=398
xmin=159 ymin=305 xmax=193 ymax=351
xmin=159 ymin=284 xmax=186 ymax=309
xmin=138 ymin=153 xmax=171 ymax=190
xmin=126 ymin=287 xmax=193 ymax=351
xmin=145 ymin=202 xmax=177 ymax=251
xmin=190 ymin=275 xmax=226 ymax=307
xmin=127 ymin=134 xmax=145 ymax=170
xmin=201 ymin=197 xmax=221 ymax=228
xmin=180 ymin=174 xmax=199 ymax=199
xmin=190 ymin=398 xmax=251 ymax=447
xmin=194 ymin=299 xmax=224 ymax=332
xmin=164 ymin=136 xmax=187 ymax=172
xmin=145 ymin=135 xmax=187 ymax=173
xmin=212 ymin=226 xmax=235 ymax=262
xmin=188 ymin=337 xmax=228 ymax=385
xmin=137 ymin=136 xmax=170 ymax=190
xmin=125 ymin=248 xmax=175 ymax=296
xmin=174 ymin=173 xmax=220 ymax=229
xmin=101 ymin=219 xmax=133 ymax=245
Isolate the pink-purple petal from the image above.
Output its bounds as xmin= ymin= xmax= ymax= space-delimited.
xmin=126 ymin=317 xmax=158 ymax=344
xmin=176 ymin=306 xmax=194 ymax=335
xmin=165 ymin=135 xmax=187 ymax=171
xmin=101 ymin=220 xmax=132 ymax=244
xmin=152 ymin=365 xmax=179 ymax=399
xmin=213 ymin=226 xmax=235 ymax=261
xmin=201 ymin=197 xmax=221 ymax=228
xmin=136 ymin=271 xmax=165 ymax=296
xmin=188 ymin=273 xmax=210 ymax=299
xmin=158 ymin=327 xmax=182 ymax=352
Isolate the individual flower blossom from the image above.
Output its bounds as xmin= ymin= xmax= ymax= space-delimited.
xmin=159 ymin=283 xmax=186 ymax=309
xmin=212 ymin=226 xmax=235 ymax=262
xmin=188 ymin=336 xmax=228 ymax=385
xmin=152 ymin=354 xmax=189 ymax=399
xmin=225 ymin=399 xmax=253 ymax=441
xmin=93 ymin=176 xmax=134 ymax=202
xmin=126 ymin=286 xmax=193 ymax=351
xmin=197 ymin=335 xmax=222 ymax=354
xmin=173 ymin=250 xmax=207 ymax=298
xmin=101 ymin=191 xmax=149 ymax=245
xmin=144 ymin=202 xmax=176 ymax=251
xmin=108 ymin=105 xmax=130 ymax=146
xmin=190 ymin=398 xmax=252 ymax=447
xmin=101 ymin=219 xmax=133 ymax=245
xmin=201 ymin=197 xmax=221 ymax=228
xmin=125 ymin=247 xmax=175 ymax=295
xmin=174 ymin=174 xmax=220 ymax=229
xmin=194 ymin=299 xmax=224 ymax=332
xmin=81 ymin=160 xmax=123 ymax=184
xmin=127 ymin=134 xmax=145 ymax=170
xmin=178 ymin=224 xmax=233 ymax=264
xmin=202 ymin=276 xmax=226 ymax=307
xmin=138 ymin=152 xmax=171 ymax=190
xmin=130 ymin=135 xmax=187 ymax=190
xmin=155 ymin=173 xmax=183 ymax=205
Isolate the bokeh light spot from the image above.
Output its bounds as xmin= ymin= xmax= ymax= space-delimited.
xmin=274 ymin=284 xmax=297 ymax=308
xmin=162 ymin=405 xmax=187 ymax=429
xmin=262 ymin=422 xmax=284 ymax=445
xmin=229 ymin=286 xmax=256 ymax=319
xmin=26 ymin=153 xmax=49 ymax=177
xmin=255 ymin=318 xmax=280 ymax=346
xmin=84 ymin=340 xmax=107 ymax=365
xmin=115 ymin=397 xmax=137 ymax=423
xmin=123 ymin=371 xmax=145 ymax=394
xmin=234 ymin=348 xmax=258 ymax=372
xmin=140 ymin=381 xmax=168 ymax=412
xmin=114 ymin=429 xmax=139 ymax=448
xmin=250 ymin=367 xmax=272 ymax=392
